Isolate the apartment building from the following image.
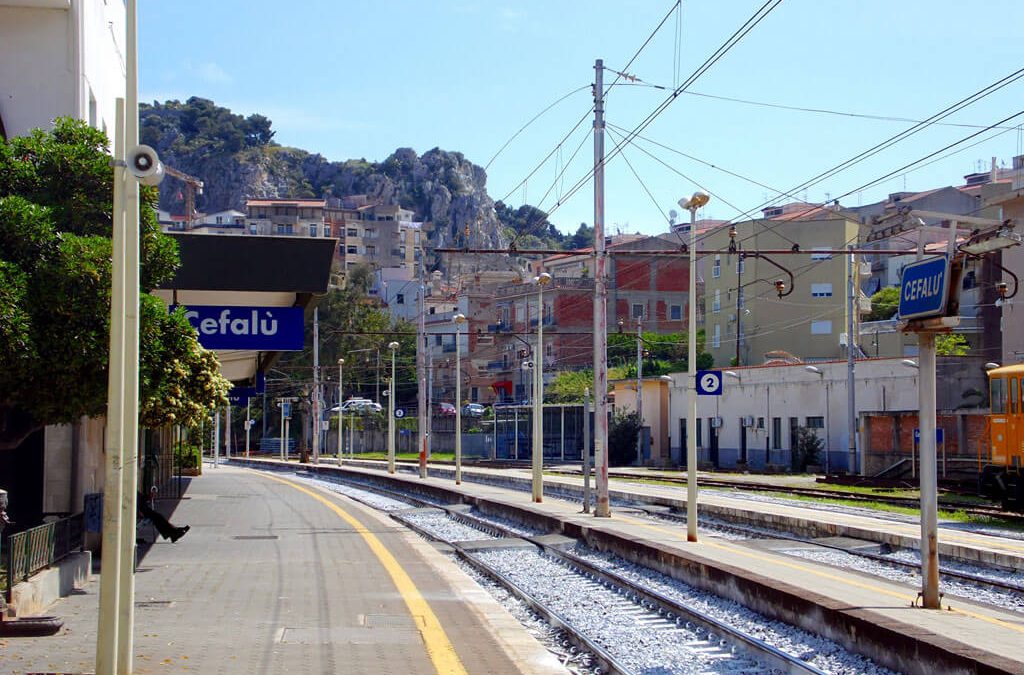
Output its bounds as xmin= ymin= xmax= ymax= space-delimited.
xmin=325 ymin=196 xmax=424 ymax=272
xmin=245 ymin=198 xmax=328 ymax=237
xmin=700 ymin=207 xmax=866 ymax=366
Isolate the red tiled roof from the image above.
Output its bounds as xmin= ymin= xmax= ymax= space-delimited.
xmin=246 ymin=198 xmax=326 ymax=207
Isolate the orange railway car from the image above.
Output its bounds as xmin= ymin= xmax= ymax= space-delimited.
xmin=982 ymin=364 xmax=1024 ymax=510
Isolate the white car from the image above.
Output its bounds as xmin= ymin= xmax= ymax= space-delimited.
xmin=334 ymin=399 xmax=382 ymax=414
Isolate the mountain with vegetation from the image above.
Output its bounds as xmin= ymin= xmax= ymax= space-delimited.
xmin=139 ymin=97 xmax=592 ymax=263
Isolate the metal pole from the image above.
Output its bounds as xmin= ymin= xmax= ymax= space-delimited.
xmin=686 ymin=205 xmax=699 ymax=542
xmin=116 ymin=1 xmax=143 ymax=662
xmin=279 ymin=402 xmax=285 ymax=461
xmin=418 ymin=270 xmax=428 ymax=479
xmin=514 ymin=407 xmax=519 ymax=460
xmin=427 ymin=348 xmax=433 ymax=459
xmin=636 ymin=319 xmax=643 ymax=465
xmin=847 ymin=244 xmax=857 ymax=475
xmin=284 ymin=417 xmax=290 ymax=460
xmin=455 ymin=316 xmax=463 ymax=484
xmin=532 ymin=279 xmax=546 ymax=502
xmin=245 ymin=398 xmax=251 ymax=458
xmin=583 ymin=388 xmax=591 ymax=513
xmin=213 ymin=409 xmax=220 ymax=468
xmin=593 ymin=58 xmax=611 ymax=517
xmin=919 ymin=331 xmax=940 ymax=608
xmin=225 ymin=404 xmax=232 ymax=459
xmin=338 ymin=359 xmax=344 ymax=463
xmin=388 ymin=343 xmax=397 ymax=474
xmin=96 ymin=96 xmax=126 ymax=675
xmin=312 ymin=307 xmax=320 ymax=464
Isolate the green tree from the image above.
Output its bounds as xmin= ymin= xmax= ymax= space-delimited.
xmin=547 ymin=370 xmax=593 ymax=403
xmin=0 ymin=119 xmax=228 ymax=430
xmin=936 ymin=333 xmax=970 ymax=356
xmin=608 ymin=409 xmax=640 ymax=466
xmin=792 ymin=426 xmax=824 ymax=472
xmin=866 ymin=286 xmax=899 ymax=321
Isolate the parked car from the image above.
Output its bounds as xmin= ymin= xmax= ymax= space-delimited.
xmin=436 ymin=402 xmax=457 ymax=417
xmin=336 ymin=398 xmax=381 ymax=414
xmin=462 ymin=403 xmax=486 ymax=417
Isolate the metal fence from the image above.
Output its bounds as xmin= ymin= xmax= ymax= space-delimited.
xmin=4 ymin=513 xmax=84 ymax=600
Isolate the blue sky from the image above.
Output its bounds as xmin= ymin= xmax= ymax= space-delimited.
xmin=140 ymin=1 xmax=1024 ymax=236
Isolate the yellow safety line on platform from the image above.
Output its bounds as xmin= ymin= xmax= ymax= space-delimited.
xmin=260 ymin=473 xmax=469 ymax=675
xmin=616 ymin=513 xmax=1024 ymax=635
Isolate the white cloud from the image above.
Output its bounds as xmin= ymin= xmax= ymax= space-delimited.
xmin=196 ymin=61 xmax=231 ymax=84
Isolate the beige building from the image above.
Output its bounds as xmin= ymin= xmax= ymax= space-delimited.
xmin=325 ymin=196 xmax=423 ymax=272
xmin=245 ymin=198 xmax=328 ymax=237
xmin=700 ymin=207 xmax=867 ymax=366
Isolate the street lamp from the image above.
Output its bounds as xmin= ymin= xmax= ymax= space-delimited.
xmin=453 ymin=313 xmax=467 ymax=484
xmin=387 ymin=341 xmax=400 ymax=474
xmin=532 ymin=272 xmax=552 ymax=502
xmin=678 ymin=190 xmax=709 ymax=542
xmin=804 ymin=365 xmax=830 ymax=473
xmin=337 ymin=358 xmax=345 ymax=464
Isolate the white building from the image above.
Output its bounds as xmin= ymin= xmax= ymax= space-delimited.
xmin=0 ymin=0 xmax=125 ymax=139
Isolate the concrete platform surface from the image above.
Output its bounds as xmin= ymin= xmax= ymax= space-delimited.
xmin=0 ymin=465 xmax=565 ymax=674
xmin=283 ymin=458 xmax=1024 ymax=675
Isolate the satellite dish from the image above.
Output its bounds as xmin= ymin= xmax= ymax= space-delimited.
xmin=669 ymin=209 xmax=678 ymax=220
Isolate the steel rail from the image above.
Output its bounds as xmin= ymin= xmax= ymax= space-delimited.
xmin=390 ymin=512 xmax=631 ymax=675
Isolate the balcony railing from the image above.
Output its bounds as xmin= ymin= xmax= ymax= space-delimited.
xmin=4 ymin=513 xmax=84 ymax=599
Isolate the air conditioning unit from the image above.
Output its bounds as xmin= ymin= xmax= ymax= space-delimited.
xmin=710 ymin=416 xmax=723 ymax=428
xmin=741 ymin=415 xmax=755 ymax=427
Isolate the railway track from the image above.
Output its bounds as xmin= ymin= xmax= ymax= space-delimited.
xmin=303 ymin=472 xmax=875 ymax=675
xmin=543 ymin=467 xmax=1024 ymax=525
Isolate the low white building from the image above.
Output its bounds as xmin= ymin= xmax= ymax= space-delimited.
xmin=657 ymin=357 xmax=988 ymax=474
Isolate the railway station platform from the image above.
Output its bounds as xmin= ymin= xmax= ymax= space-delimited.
xmin=244 ymin=457 xmax=1024 ymax=675
xmin=0 ymin=465 xmax=565 ymax=674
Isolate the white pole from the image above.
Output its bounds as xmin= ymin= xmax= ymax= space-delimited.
xmin=847 ymin=244 xmax=857 ymax=474
xmin=279 ymin=402 xmax=285 ymax=461
xmin=312 ymin=307 xmax=320 ymax=464
xmin=213 ymin=409 xmax=220 ymax=468
xmin=96 ymin=96 xmax=126 ymax=675
xmin=388 ymin=342 xmax=398 ymax=474
xmin=225 ymin=404 xmax=232 ymax=460
xmin=592 ymin=58 xmax=611 ymax=518
xmin=636 ymin=319 xmax=643 ymax=465
xmin=245 ymin=398 xmax=251 ymax=458
xmin=683 ymin=197 xmax=708 ymax=542
xmin=116 ymin=0 xmax=142 ymax=660
xmin=418 ymin=269 xmax=428 ymax=478
xmin=919 ymin=332 xmax=940 ymax=608
xmin=284 ymin=417 xmax=290 ymax=460
xmin=532 ymin=276 xmax=549 ymax=502
xmin=454 ymin=315 xmax=465 ymax=484
xmin=338 ymin=359 xmax=344 ymax=464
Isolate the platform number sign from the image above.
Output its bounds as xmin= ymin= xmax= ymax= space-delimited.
xmin=696 ymin=370 xmax=723 ymax=396
xmin=394 ymin=408 xmax=405 ymax=419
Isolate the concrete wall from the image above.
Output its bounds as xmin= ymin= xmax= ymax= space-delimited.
xmin=42 ymin=417 xmax=105 ymax=517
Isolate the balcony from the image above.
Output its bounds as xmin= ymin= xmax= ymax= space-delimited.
xmin=486 ymin=360 xmax=508 ymax=371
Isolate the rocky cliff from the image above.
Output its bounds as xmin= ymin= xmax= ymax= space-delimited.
xmin=140 ymin=97 xmax=518 ymax=260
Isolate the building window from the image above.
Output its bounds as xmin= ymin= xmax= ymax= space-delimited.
xmin=435 ymin=335 xmax=442 ymax=346
xmin=713 ymin=289 xmax=721 ymax=313
xmin=347 ymin=246 xmax=358 ymax=254
xmin=216 ymin=216 xmax=223 ymax=224
xmin=712 ymin=324 xmax=721 ymax=348
xmin=396 ymin=293 xmax=405 ymax=305
xmin=811 ymin=283 xmax=833 ymax=297
xmin=670 ymin=304 xmax=682 ymax=321
xmin=310 ymin=224 xmax=318 ymax=237
xmin=276 ymin=224 xmax=286 ymax=235
xmin=631 ymin=303 xmax=645 ymax=319
xmin=696 ymin=418 xmax=703 ymax=448
xmin=772 ymin=417 xmax=782 ymax=449
xmin=347 ymin=228 xmax=358 ymax=237
xmin=811 ymin=320 xmax=832 ymax=335
xmin=367 ymin=245 xmax=377 ymax=256
xmin=811 ymin=247 xmax=832 ymax=261
xmin=712 ymin=255 xmax=721 ymax=278
xmin=471 ymin=386 xmax=479 ymax=403
xmin=805 ymin=416 xmax=824 ymax=429
xmin=249 ymin=224 xmax=257 ymax=235
xmin=365 ymin=228 xmax=377 ymax=238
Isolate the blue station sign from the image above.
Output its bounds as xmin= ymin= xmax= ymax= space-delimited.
xmin=173 ymin=305 xmax=305 ymax=351
xmin=898 ymin=256 xmax=950 ymax=321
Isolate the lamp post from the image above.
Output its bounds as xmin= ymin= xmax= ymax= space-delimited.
xmin=659 ymin=375 xmax=674 ymax=464
xmin=678 ymin=190 xmax=709 ymax=542
xmin=453 ymin=313 xmax=467 ymax=484
xmin=636 ymin=318 xmax=644 ymax=466
xmin=532 ymin=272 xmax=552 ymax=502
xmin=387 ymin=341 xmax=399 ymax=474
xmin=337 ymin=358 xmax=344 ymax=464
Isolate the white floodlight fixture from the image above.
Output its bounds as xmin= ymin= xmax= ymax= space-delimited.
xmin=985 ymin=362 xmax=1001 ymax=370
xmin=804 ymin=365 xmax=823 ymax=376
xmin=679 ymin=191 xmax=710 ymax=212
xmin=901 ymin=359 xmax=919 ymax=369
xmin=724 ymin=370 xmax=740 ymax=379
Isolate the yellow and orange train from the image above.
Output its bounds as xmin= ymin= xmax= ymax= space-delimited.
xmin=983 ymin=364 xmax=1024 ymax=510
